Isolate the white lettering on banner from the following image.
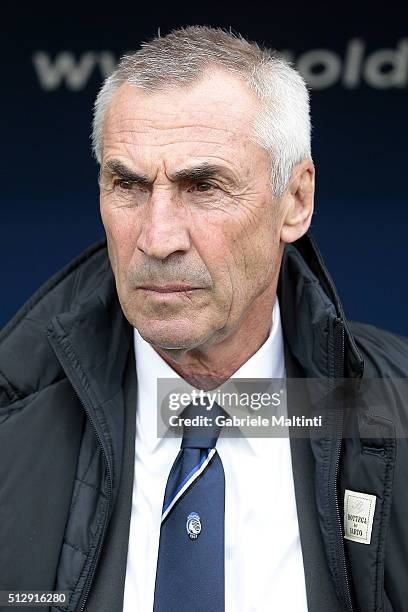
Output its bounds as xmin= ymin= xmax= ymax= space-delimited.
xmin=32 ymin=51 xmax=116 ymax=91
xmin=282 ymin=39 xmax=408 ymax=89
xmin=31 ymin=40 xmax=408 ymax=91
xmin=297 ymin=49 xmax=342 ymax=88
xmin=364 ymin=42 xmax=408 ymax=88
xmin=342 ymin=39 xmax=366 ymax=88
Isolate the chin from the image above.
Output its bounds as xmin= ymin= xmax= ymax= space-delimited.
xmin=133 ymin=317 xmax=208 ymax=350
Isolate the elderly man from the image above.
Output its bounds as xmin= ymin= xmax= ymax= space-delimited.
xmin=0 ymin=26 xmax=407 ymax=612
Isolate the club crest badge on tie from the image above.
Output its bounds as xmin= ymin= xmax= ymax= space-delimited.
xmin=186 ymin=512 xmax=202 ymax=540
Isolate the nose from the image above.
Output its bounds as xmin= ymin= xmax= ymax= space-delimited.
xmin=136 ymin=190 xmax=191 ymax=259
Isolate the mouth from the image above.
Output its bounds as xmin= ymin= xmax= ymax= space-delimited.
xmin=137 ymin=284 xmax=202 ymax=294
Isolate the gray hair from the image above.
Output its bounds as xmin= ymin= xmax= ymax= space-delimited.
xmin=92 ymin=26 xmax=312 ymax=197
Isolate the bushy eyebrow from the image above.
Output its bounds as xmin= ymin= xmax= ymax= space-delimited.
xmin=170 ymin=163 xmax=230 ymax=182
xmin=101 ymin=159 xmax=236 ymax=186
xmin=102 ymin=160 xmax=151 ymax=187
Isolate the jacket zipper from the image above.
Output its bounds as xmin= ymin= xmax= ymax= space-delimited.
xmin=46 ymin=326 xmax=113 ymax=612
xmin=334 ymin=437 xmax=353 ymax=611
xmin=333 ymin=318 xmax=353 ymax=612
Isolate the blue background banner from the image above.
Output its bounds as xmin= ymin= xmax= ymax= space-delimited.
xmin=1 ymin=4 xmax=407 ymax=334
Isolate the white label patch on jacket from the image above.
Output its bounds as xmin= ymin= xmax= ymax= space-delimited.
xmin=344 ymin=489 xmax=377 ymax=544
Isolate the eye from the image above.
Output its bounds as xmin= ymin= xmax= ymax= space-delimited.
xmin=116 ymin=179 xmax=135 ymax=190
xmin=192 ymin=182 xmax=216 ymax=192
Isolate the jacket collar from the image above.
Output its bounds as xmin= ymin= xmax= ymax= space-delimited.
xmin=278 ymin=232 xmax=364 ymax=379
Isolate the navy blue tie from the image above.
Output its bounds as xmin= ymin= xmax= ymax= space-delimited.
xmin=153 ymin=398 xmax=225 ymax=612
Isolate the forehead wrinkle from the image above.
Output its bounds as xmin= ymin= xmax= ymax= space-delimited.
xmin=107 ymin=122 xmax=246 ymax=140
xmin=104 ymin=124 xmax=251 ymax=151
xmin=107 ymin=108 xmax=253 ymax=136
xmin=104 ymin=136 xmax=242 ymax=149
xmin=109 ymin=104 xmax=254 ymax=125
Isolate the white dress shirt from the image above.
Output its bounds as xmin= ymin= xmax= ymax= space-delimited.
xmin=122 ymin=297 xmax=308 ymax=612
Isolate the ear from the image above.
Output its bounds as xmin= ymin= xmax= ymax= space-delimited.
xmin=280 ymin=159 xmax=315 ymax=244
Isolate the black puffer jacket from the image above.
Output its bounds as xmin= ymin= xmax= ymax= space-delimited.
xmin=0 ymin=233 xmax=407 ymax=612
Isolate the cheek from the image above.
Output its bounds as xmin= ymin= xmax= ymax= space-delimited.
xmin=230 ymin=213 xmax=281 ymax=291
xmin=192 ymin=213 xmax=248 ymax=286
xmin=246 ymin=228 xmax=280 ymax=286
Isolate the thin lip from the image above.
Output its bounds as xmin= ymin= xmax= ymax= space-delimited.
xmin=137 ymin=285 xmax=202 ymax=293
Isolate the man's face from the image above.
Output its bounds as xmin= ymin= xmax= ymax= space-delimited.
xmin=100 ymin=69 xmax=285 ymax=350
